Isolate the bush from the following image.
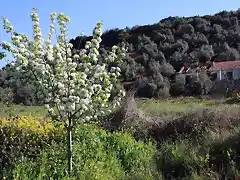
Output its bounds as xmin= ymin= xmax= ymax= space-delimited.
xmin=136 ymin=73 xmax=170 ymax=98
xmin=2 ymin=121 xmax=158 ymax=179
xmin=0 ymin=116 xmax=65 ymax=177
xmin=157 ymin=141 xmax=208 ymax=179
xmin=170 ymin=74 xmax=186 ymax=96
xmin=103 ymin=92 xmax=159 ymax=141
xmin=0 ymin=87 xmax=14 ymax=105
xmin=73 ymin=125 xmax=157 ymax=179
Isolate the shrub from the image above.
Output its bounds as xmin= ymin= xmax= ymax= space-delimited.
xmin=209 ymin=133 xmax=240 ymax=179
xmin=169 ymin=74 xmax=186 ymax=96
xmin=136 ymin=73 xmax=170 ymax=98
xmin=9 ymin=124 xmax=158 ymax=179
xmin=157 ymin=141 xmax=208 ymax=179
xmin=103 ymin=92 xmax=159 ymax=140
xmin=73 ymin=124 xmax=158 ymax=179
xmin=0 ymin=116 xmax=65 ymax=176
xmin=0 ymin=87 xmax=14 ymax=105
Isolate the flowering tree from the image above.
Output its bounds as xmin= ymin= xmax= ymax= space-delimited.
xmin=1 ymin=8 xmax=126 ymax=174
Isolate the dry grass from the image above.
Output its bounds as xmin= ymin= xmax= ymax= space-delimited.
xmin=118 ymin=96 xmax=240 ymax=179
xmin=105 ymin=94 xmax=240 ymax=147
xmin=102 ymin=91 xmax=161 ymax=139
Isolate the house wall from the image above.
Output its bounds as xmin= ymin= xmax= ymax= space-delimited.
xmin=216 ymin=70 xmax=226 ymax=80
xmin=216 ymin=71 xmax=221 ymax=80
xmin=216 ymin=68 xmax=240 ymax=80
xmin=233 ymin=69 xmax=240 ymax=80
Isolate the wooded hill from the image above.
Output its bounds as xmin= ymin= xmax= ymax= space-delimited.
xmin=69 ymin=9 xmax=240 ymax=97
xmin=1 ymin=9 xmax=240 ymax=105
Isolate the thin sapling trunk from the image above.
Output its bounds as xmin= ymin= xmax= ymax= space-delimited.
xmin=67 ymin=118 xmax=73 ymax=175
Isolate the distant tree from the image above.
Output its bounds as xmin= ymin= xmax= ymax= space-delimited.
xmin=176 ymin=24 xmax=195 ymax=35
xmin=170 ymin=74 xmax=186 ymax=96
xmin=198 ymin=71 xmax=213 ymax=95
xmin=198 ymin=45 xmax=215 ymax=63
xmin=217 ymin=46 xmax=240 ymax=61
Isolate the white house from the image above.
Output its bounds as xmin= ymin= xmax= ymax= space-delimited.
xmin=209 ymin=60 xmax=240 ymax=92
xmin=211 ymin=61 xmax=240 ymax=81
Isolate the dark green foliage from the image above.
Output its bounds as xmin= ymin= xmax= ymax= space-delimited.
xmin=0 ymin=63 xmax=43 ymax=106
xmin=170 ymin=74 xmax=186 ymax=96
xmin=0 ymin=87 xmax=14 ymax=105
xmin=157 ymin=141 xmax=207 ymax=179
xmin=2 ymin=9 xmax=240 ymax=102
xmin=209 ymin=134 xmax=240 ymax=179
xmin=136 ymin=73 xmax=170 ymax=98
xmin=70 ymin=9 xmax=240 ymax=67
xmin=4 ymin=124 xmax=157 ymax=179
xmin=70 ymin=9 xmax=240 ymax=98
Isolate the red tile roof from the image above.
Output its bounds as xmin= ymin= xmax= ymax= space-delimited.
xmin=211 ymin=60 xmax=240 ymax=71
xmin=134 ymin=73 xmax=147 ymax=78
xmin=127 ymin=52 xmax=137 ymax=58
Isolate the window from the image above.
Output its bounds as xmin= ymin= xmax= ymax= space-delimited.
xmin=211 ymin=73 xmax=217 ymax=81
xmin=227 ymin=71 xmax=233 ymax=80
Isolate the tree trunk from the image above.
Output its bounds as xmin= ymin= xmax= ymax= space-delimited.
xmin=67 ymin=123 xmax=73 ymax=175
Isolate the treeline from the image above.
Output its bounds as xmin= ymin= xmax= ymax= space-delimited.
xmin=1 ymin=10 xmax=240 ymax=105
xmin=70 ymin=10 xmax=240 ymax=98
xmin=0 ymin=64 xmax=43 ymax=105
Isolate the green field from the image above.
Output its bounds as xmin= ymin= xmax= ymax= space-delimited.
xmin=1 ymin=97 xmax=240 ymax=179
xmin=137 ymin=97 xmax=240 ymax=118
xmin=0 ymin=103 xmax=47 ymax=117
xmin=1 ymin=97 xmax=239 ymax=119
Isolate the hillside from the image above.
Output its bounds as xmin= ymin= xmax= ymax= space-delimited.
xmin=1 ymin=9 xmax=240 ymax=105
xmin=71 ymin=10 xmax=240 ymax=68
xmin=69 ymin=10 xmax=240 ymax=97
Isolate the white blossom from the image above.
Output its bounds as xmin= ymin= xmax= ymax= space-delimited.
xmin=1 ymin=8 xmax=126 ymax=127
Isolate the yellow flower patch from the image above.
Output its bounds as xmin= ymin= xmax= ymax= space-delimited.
xmin=0 ymin=116 xmax=65 ymax=137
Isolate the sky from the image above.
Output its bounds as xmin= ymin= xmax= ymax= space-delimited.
xmin=1 ymin=0 xmax=240 ymax=68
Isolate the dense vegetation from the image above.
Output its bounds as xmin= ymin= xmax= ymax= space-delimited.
xmin=0 ymin=116 xmax=157 ymax=179
xmin=2 ymin=10 xmax=240 ymax=104
xmin=70 ymin=9 xmax=240 ymax=98
xmin=1 ymin=96 xmax=240 ymax=179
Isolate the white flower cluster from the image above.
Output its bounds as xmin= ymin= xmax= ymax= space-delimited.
xmin=1 ymin=8 xmax=126 ymax=126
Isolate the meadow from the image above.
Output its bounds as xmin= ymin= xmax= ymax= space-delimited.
xmin=1 ymin=96 xmax=240 ymax=179
xmin=138 ymin=97 xmax=240 ymax=117
xmin=0 ymin=103 xmax=47 ymax=117
xmin=1 ymin=96 xmax=238 ymax=118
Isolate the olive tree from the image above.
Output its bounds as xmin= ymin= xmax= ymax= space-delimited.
xmin=1 ymin=8 xmax=126 ymax=174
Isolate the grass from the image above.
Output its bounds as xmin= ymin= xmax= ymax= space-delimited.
xmin=107 ymin=95 xmax=240 ymax=179
xmin=0 ymin=103 xmax=47 ymax=117
xmin=137 ymin=97 xmax=240 ymax=118
xmin=1 ymin=96 xmax=239 ymax=119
